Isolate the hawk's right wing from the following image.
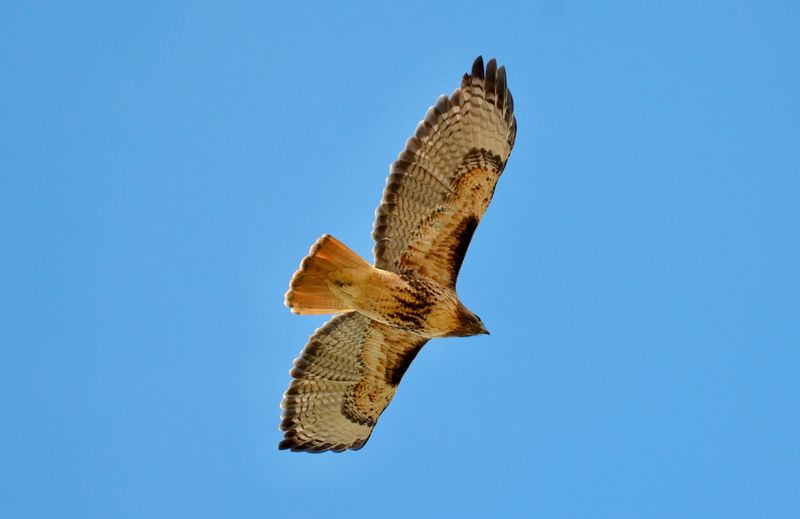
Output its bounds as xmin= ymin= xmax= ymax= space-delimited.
xmin=279 ymin=312 xmax=428 ymax=452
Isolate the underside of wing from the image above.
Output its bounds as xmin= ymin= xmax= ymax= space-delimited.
xmin=279 ymin=312 xmax=428 ymax=453
xmin=372 ymin=56 xmax=517 ymax=287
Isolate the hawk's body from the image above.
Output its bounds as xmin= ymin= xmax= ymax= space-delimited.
xmin=280 ymin=56 xmax=516 ymax=452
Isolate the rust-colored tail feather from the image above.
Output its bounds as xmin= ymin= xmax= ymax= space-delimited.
xmin=285 ymin=234 xmax=370 ymax=315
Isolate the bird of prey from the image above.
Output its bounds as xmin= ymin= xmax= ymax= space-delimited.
xmin=280 ymin=56 xmax=517 ymax=452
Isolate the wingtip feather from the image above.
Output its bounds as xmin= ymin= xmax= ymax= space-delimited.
xmin=471 ymin=55 xmax=485 ymax=79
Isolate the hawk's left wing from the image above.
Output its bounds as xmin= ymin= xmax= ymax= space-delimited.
xmin=279 ymin=312 xmax=428 ymax=452
xmin=372 ymin=56 xmax=516 ymax=287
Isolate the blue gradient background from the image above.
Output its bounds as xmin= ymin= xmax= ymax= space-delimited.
xmin=2 ymin=1 xmax=798 ymax=517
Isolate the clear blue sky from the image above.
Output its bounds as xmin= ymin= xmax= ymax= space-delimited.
xmin=2 ymin=1 xmax=799 ymax=517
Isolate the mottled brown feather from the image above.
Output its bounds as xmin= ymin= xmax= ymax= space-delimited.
xmin=372 ymin=56 xmax=516 ymax=286
xmin=279 ymin=312 xmax=428 ymax=453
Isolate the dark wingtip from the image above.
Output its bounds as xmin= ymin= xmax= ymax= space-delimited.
xmin=471 ymin=55 xmax=485 ymax=79
xmin=486 ymin=58 xmax=497 ymax=79
xmin=497 ymin=65 xmax=507 ymax=103
xmin=278 ymin=437 xmax=325 ymax=453
xmin=279 ymin=432 xmax=357 ymax=453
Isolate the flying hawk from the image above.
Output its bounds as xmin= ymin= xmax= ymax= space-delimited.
xmin=280 ymin=56 xmax=517 ymax=452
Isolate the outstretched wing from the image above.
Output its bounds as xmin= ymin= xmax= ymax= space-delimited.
xmin=279 ymin=312 xmax=428 ymax=452
xmin=372 ymin=56 xmax=517 ymax=287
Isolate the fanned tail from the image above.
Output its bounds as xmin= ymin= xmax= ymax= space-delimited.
xmin=285 ymin=235 xmax=371 ymax=315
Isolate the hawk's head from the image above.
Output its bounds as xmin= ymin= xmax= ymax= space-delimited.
xmin=451 ymin=304 xmax=490 ymax=337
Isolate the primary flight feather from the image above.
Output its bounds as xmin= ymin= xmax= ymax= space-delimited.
xmin=280 ymin=56 xmax=517 ymax=452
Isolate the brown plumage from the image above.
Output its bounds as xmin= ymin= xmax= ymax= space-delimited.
xmin=280 ymin=56 xmax=517 ymax=452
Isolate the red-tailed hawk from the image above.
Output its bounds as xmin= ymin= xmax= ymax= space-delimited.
xmin=280 ymin=56 xmax=517 ymax=452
